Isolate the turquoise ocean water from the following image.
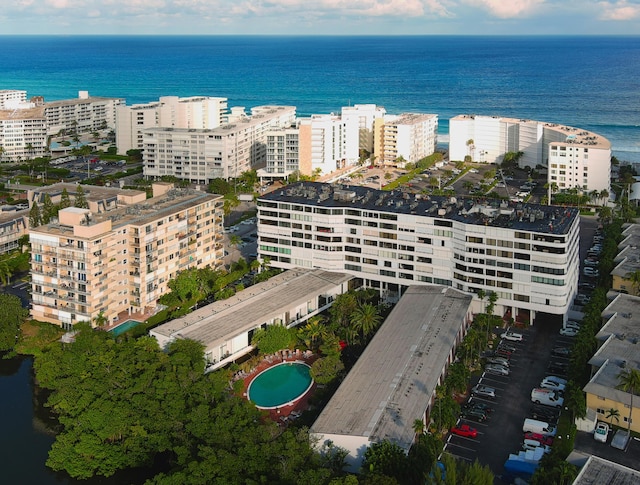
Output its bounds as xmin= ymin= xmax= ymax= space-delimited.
xmin=1 ymin=35 xmax=639 ymax=161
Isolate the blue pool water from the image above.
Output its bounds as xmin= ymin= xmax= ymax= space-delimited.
xmin=109 ymin=320 xmax=141 ymax=336
xmin=247 ymin=362 xmax=313 ymax=409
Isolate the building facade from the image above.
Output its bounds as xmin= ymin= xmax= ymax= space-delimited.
xmin=142 ymin=106 xmax=296 ymax=184
xmin=43 ymin=91 xmax=124 ymax=137
xmin=341 ymin=104 xmax=387 ymax=154
xmin=0 ymin=90 xmax=28 ymax=110
xmin=611 ymin=224 xmax=640 ymax=296
xmin=374 ymin=113 xmax=438 ymax=166
xmin=258 ymin=126 xmax=301 ymax=180
xmin=0 ymin=207 xmax=29 ymax=255
xmin=449 ymin=115 xmax=612 ymax=193
xmin=29 ymin=183 xmax=224 ymax=328
xmin=257 ymin=182 xmax=580 ymax=321
xmin=0 ymin=106 xmax=48 ymax=162
xmin=115 ymin=95 xmax=229 ymax=154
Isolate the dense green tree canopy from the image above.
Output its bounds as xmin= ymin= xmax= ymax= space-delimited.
xmin=0 ymin=294 xmax=29 ymax=352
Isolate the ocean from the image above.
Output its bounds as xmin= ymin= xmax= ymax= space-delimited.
xmin=1 ymin=35 xmax=639 ymax=161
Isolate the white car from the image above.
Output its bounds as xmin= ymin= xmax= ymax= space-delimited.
xmin=469 ymin=168 xmax=479 ymax=173
xmin=541 ymin=377 xmax=566 ymax=391
xmin=594 ymin=422 xmax=609 ymax=443
xmin=560 ymin=327 xmax=579 ymax=337
xmin=583 ymin=267 xmax=599 ymax=277
xmin=501 ymin=331 xmax=524 ymax=342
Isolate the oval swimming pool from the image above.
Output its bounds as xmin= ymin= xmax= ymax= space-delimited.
xmin=247 ymin=362 xmax=313 ymax=409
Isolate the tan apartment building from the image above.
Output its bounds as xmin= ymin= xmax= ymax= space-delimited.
xmin=611 ymin=223 xmax=640 ymax=296
xmin=584 ymin=293 xmax=640 ymax=434
xmin=373 ymin=113 xmax=438 ymax=167
xmin=29 ymin=182 xmax=224 ymax=329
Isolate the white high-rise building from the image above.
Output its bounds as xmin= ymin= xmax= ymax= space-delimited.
xmin=298 ymin=114 xmax=359 ymax=176
xmin=116 ymin=95 xmax=228 ymax=154
xmin=44 ymin=91 xmax=124 ymax=137
xmin=341 ymin=104 xmax=386 ymax=154
xmin=258 ymin=126 xmax=300 ymax=180
xmin=374 ymin=113 xmax=438 ymax=166
xmin=0 ymin=90 xmax=28 ymax=110
xmin=449 ymin=115 xmax=611 ymax=193
xmin=143 ymin=106 xmax=296 ymax=183
xmin=0 ymin=106 xmax=47 ymax=162
xmin=257 ymin=182 xmax=580 ymax=321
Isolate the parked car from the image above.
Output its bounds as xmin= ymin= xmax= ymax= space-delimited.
xmin=594 ymin=422 xmax=609 ymax=443
xmin=471 ymin=384 xmax=496 ymax=400
xmin=611 ymin=430 xmax=630 ymax=450
xmin=498 ymin=342 xmax=517 ymax=353
xmin=579 ymin=282 xmax=596 ymax=291
xmin=523 ymin=439 xmax=552 ymax=454
xmin=551 ymin=347 xmax=571 ymax=357
xmin=575 ymin=294 xmax=590 ymax=305
xmin=583 ymin=267 xmax=599 ymax=278
xmin=451 ymin=424 xmax=478 ymax=438
xmin=531 ymin=388 xmax=564 ymax=408
xmin=524 ymin=432 xmax=554 ymax=446
xmin=529 ymin=405 xmax=559 ymax=422
xmin=461 ymin=408 xmax=487 ymax=422
xmin=548 ymin=362 xmax=568 ymax=376
xmin=485 ymin=364 xmax=510 ymax=376
xmin=464 ymin=401 xmax=494 ymax=414
xmin=486 ymin=356 xmax=510 ymax=367
xmin=501 ymin=331 xmax=524 ymax=342
xmin=564 ymin=321 xmax=582 ymax=330
xmin=540 ymin=377 xmax=566 ymax=391
xmin=560 ymin=327 xmax=579 ymax=337
xmin=468 ymin=168 xmax=479 ymax=174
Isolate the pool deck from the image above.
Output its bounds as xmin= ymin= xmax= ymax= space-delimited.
xmin=239 ymin=349 xmax=319 ymax=424
xmin=102 ymin=307 xmax=154 ymax=332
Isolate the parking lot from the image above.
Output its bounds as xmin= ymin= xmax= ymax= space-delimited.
xmin=444 ymin=314 xmax=573 ymax=482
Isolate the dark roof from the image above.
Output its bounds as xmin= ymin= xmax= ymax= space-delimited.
xmin=259 ymin=182 xmax=578 ymax=235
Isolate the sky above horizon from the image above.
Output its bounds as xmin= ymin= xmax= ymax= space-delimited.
xmin=2 ymin=0 xmax=640 ymax=36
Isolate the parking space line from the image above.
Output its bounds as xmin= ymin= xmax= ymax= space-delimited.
xmin=442 ymin=450 xmax=473 ymax=462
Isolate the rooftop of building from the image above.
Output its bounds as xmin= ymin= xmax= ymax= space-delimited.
xmin=44 ymin=95 xmax=124 ymax=107
xmin=0 ymin=106 xmax=45 ymax=120
xmin=451 ymin=114 xmax=610 ymax=149
xmin=583 ymin=294 xmax=640 ymax=403
xmin=573 ymin=455 xmax=640 ymax=485
xmin=385 ymin=112 xmax=438 ymax=124
xmin=30 ymin=184 xmax=221 ymax=236
xmin=618 ymin=224 xmax=640 ymax=250
xmin=151 ymin=268 xmax=352 ymax=346
xmin=0 ymin=206 xmax=28 ymax=227
xmin=310 ymin=285 xmax=472 ymax=451
xmin=29 ymin=182 xmax=144 ymax=205
xmin=259 ymin=182 xmax=579 ymax=236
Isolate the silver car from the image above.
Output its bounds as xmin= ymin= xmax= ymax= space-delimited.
xmin=485 ymin=364 xmax=510 ymax=376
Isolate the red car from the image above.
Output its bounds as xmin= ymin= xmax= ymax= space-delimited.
xmin=450 ymin=424 xmax=478 ymax=438
xmin=524 ymin=432 xmax=554 ymax=446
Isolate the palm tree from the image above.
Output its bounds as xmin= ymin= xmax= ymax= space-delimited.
xmin=599 ymin=189 xmax=610 ymax=205
xmin=298 ymin=315 xmax=325 ymax=350
xmin=544 ymin=182 xmax=558 ymax=206
xmin=412 ymin=419 xmax=425 ymax=442
xmin=350 ymin=303 xmax=381 ymax=339
xmin=629 ymin=270 xmax=640 ymax=296
xmin=0 ymin=261 xmax=12 ymax=286
xmin=93 ymin=311 xmax=108 ymax=328
xmin=605 ymin=407 xmax=620 ymax=427
xmin=616 ymin=367 xmax=640 ymax=435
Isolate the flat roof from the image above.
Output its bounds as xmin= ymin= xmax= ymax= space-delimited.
xmin=260 ymin=182 xmax=579 ymax=235
xmin=0 ymin=106 xmax=45 ymax=120
xmin=310 ymin=285 xmax=472 ymax=451
xmin=151 ymin=268 xmax=352 ymax=347
xmin=573 ymin=455 xmax=640 ymax=485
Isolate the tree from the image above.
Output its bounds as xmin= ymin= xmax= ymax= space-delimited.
xmin=93 ymin=311 xmax=108 ymax=328
xmin=616 ymin=367 xmax=640 ymax=435
xmin=362 ymin=440 xmax=409 ymax=481
xmin=351 ymin=303 xmax=382 ymax=339
xmin=412 ymin=419 xmax=425 ymax=438
xmin=310 ymin=354 xmax=344 ymax=385
xmin=251 ymin=324 xmax=296 ymax=354
xmin=605 ymin=407 xmax=620 ymax=427
xmin=59 ymin=188 xmax=71 ymax=209
xmin=0 ymin=261 xmax=14 ymax=286
xmin=29 ymin=203 xmax=42 ymax=228
xmin=74 ymin=185 xmax=88 ymax=208
xmin=298 ymin=315 xmax=325 ymax=350
xmin=629 ymin=270 xmax=640 ymax=296
xmin=0 ymin=294 xmax=28 ymax=352
xmin=41 ymin=194 xmax=56 ymax=224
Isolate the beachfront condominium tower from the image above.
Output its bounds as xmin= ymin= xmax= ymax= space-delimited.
xmin=341 ymin=104 xmax=387 ymax=155
xmin=0 ymin=90 xmax=28 ymax=110
xmin=115 ymin=95 xmax=229 ymax=154
xmin=449 ymin=115 xmax=611 ymax=194
xmin=373 ymin=113 xmax=438 ymax=167
xmin=28 ymin=182 xmax=224 ymax=329
xmin=256 ymin=182 xmax=580 ymax=323
xmin=0 ymin=105 xmax=48 ymax=162
xmin=142 ymin=106 xmax=296 ymax=184
xmin=43 ymin=91 xmax=124 ymax=137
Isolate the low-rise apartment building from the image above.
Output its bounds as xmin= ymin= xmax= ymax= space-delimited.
xmin=449 ymin=115 xmax=611 ymax=194
xmin=257 ymin=182 xmax=580 ymax=321
xmin=29 ymin=183 xmax=223 ymax=328
xmin=584 ymin=293 xmax=640 ymax=434
xmin=611 ymin=223 xmax=640 ymax=296
xmin=43 ymin=90 xmax=124 ymax=136
xmin=0 ymin=106 xmax=48 ymax=162
xmin=150 ymin=268 xmax=355 ymax=370
xmin=0 ymin=206 xmax=29 ymax=255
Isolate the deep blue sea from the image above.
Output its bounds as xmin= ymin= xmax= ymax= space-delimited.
xmin=1 ymin=35 xmax=639 ymax=161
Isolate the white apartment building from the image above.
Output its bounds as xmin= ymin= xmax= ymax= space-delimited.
xmin=0 ymin=106 xmax=48 ymax=162
xmin=374 ymin=113 xmax=438 ymax=166
xmin=298 ymin=114 xmax=359 ymax=176
xmin=341 ymin=104 xmax=386 ymax=154
xmin=115 ymin=95 xmax=228 ymax=154
xmin=0 ymin=90 xmax=28 ymax=110
xmin=257 ymin=126 xmax=300 ymax=180
xmin=257 ymin=182 xmax=580 ymax=321
xmin=29 ymin=182 xmax=224 ymax=329
xmin=43 ymin=91 xmax=124 ymax=137
xmin=449 ymin=115 xmax=612 ymax=193
xmin=0 ymin=207 xmax=29 ymax=255
xmin=143 ymin=106 xmax=296 ymax=184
